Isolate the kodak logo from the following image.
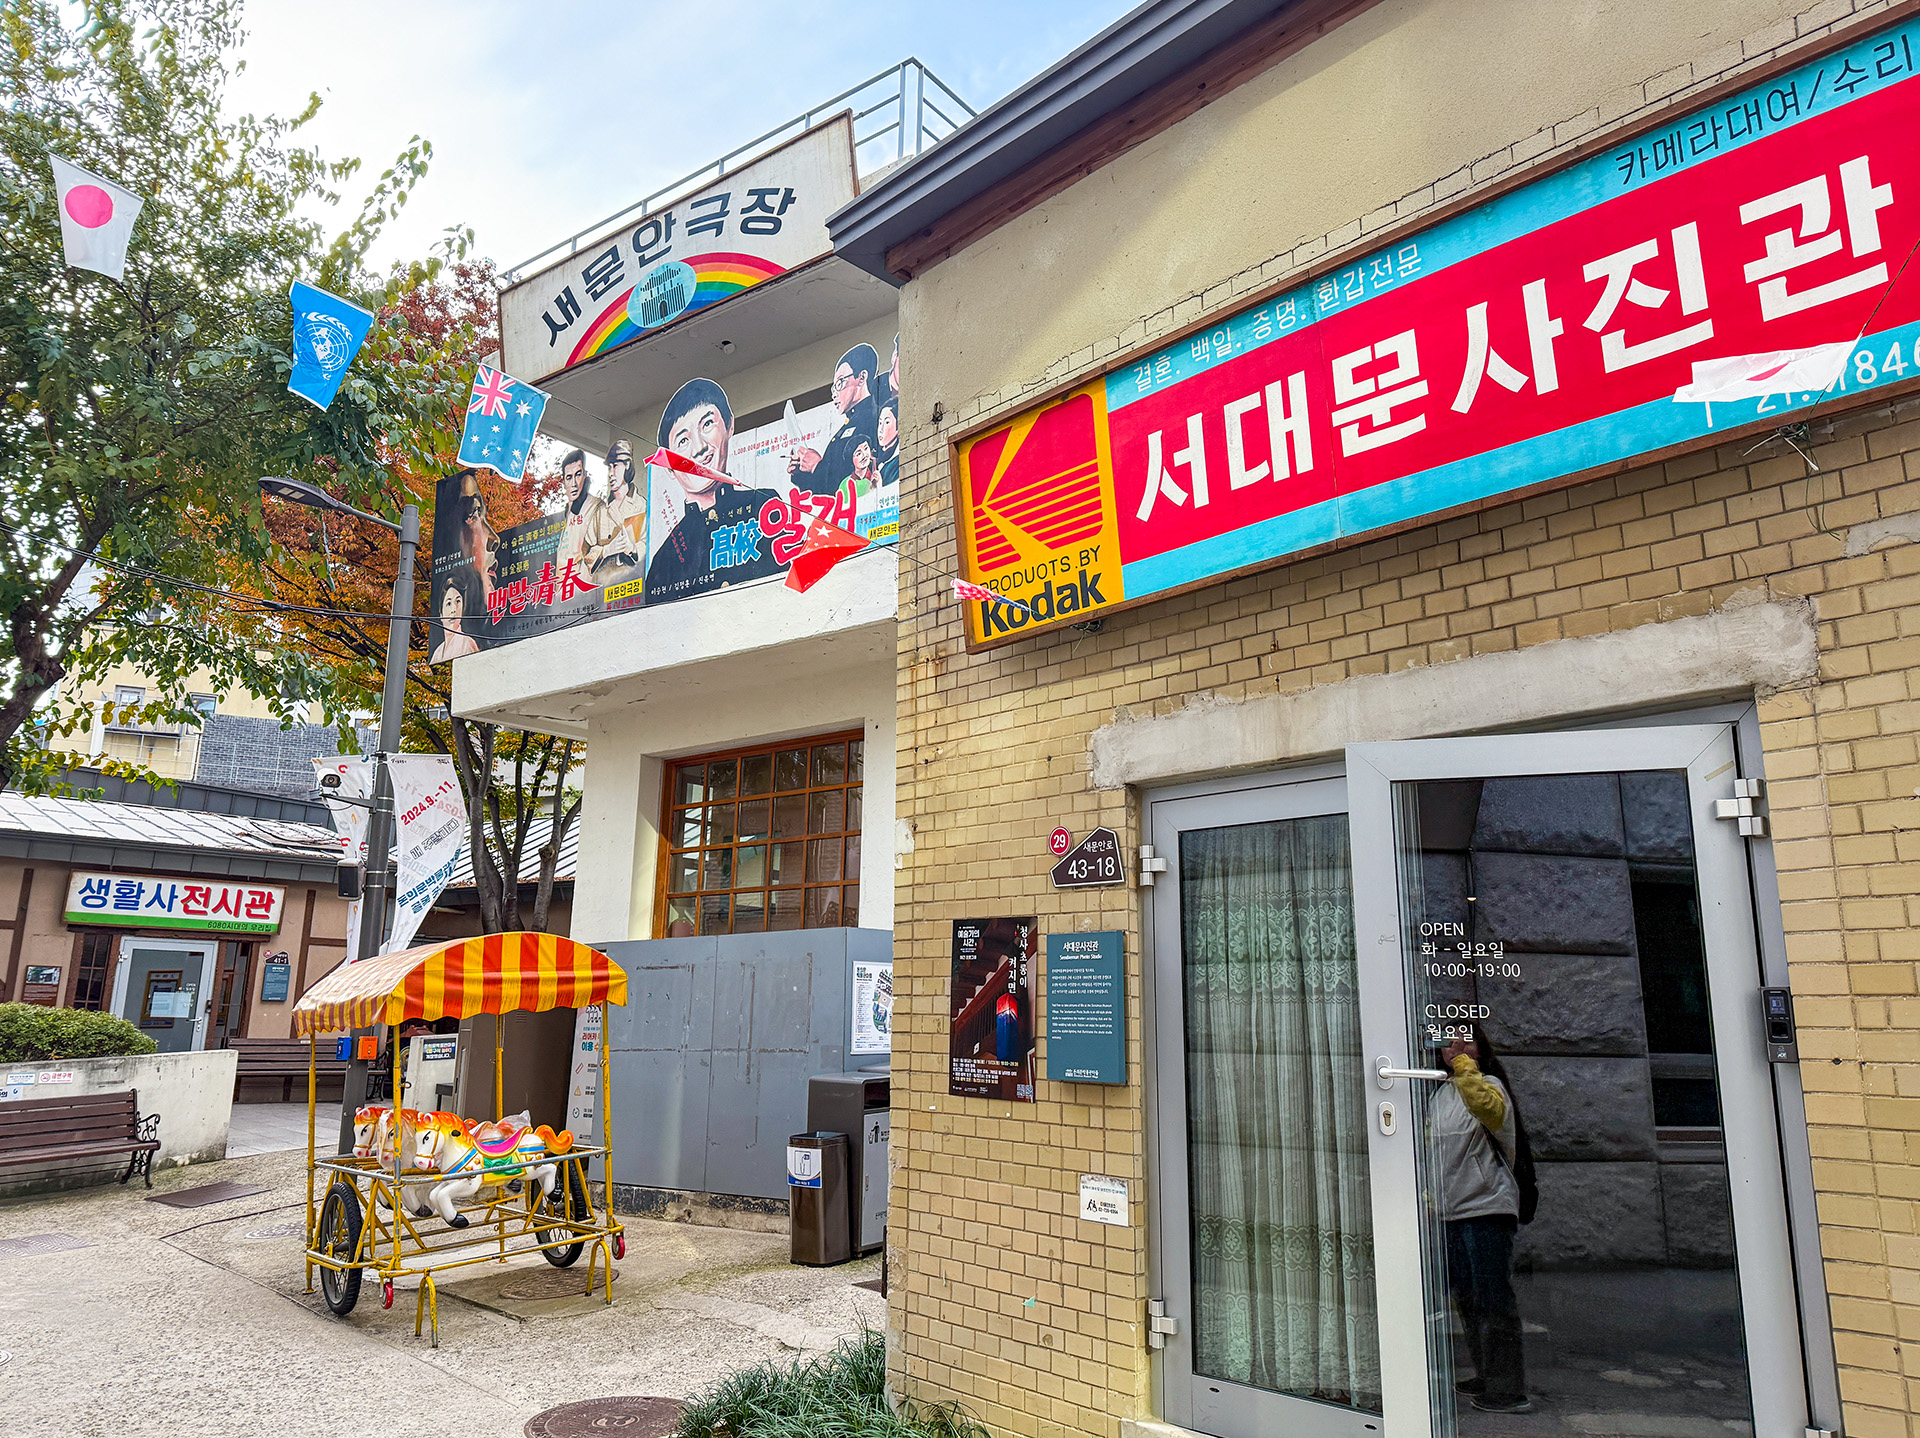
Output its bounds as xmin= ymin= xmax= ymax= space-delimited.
xmin=979 ymin=568 xmax=1107 ymax=636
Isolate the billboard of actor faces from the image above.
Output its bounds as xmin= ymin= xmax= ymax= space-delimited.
xmin=428 ymin=333 xmax=900 ymax=660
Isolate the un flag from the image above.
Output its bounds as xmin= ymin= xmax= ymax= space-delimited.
xmin=288 ymin=280 xmax=375 ymax=410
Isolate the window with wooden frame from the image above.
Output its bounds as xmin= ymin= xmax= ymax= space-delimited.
xmin=72 ymin=931 xmax=115 ymax=1011
xmin=657 ymin=731 xmax=863 ymax=937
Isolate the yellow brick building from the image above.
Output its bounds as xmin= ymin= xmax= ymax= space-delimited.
xmin=832 ymin=1 xmax=1920 ymax=1435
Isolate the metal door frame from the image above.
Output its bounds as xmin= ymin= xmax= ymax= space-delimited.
xmin=109 ymin=934 xmax=214 ymax=1053
xmin=1143 ymin=759 xmax=1385 ymax=1437
xmin=1346 ymin=724 xmax=1807 ymax=1438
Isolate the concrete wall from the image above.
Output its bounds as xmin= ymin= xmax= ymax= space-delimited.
xmin=0 ymin=1048 xmax=238 ymax=1197
xmin=883 ymin=3 xmax=1904 ymax=1436
xmin=603 ymin=928 xmax=889 ymax=1203
xmin=902 ymin=0 xmax=1810 ymax=415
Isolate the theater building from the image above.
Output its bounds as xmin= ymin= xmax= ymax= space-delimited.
xmin=451 ymin=66 xmax=971 ymax=1217
xmin=831 ymin=1 xmax=1920 ymax=1434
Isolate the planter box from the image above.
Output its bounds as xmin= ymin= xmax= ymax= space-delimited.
xmin=0 ymin=1048 xmax=238 ymax=1199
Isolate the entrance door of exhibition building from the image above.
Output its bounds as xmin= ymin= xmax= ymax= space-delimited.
xmin=112 ymin=936 xmax=213 ymax=1054
xmin=1146 ymin=725 xmax=1819 ymax=1438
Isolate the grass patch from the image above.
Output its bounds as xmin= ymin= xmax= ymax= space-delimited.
xmin=677 ymin=1330 xmax=988 ymax=1438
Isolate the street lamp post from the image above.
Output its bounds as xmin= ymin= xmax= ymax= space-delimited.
xmin=259 ymin=477 xmax=419 ymax=1152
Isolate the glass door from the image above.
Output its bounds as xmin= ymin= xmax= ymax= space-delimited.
xmin=1148 ymin=772 xmax=1384 ymax=1438
xmin=1347 ymin=727 xmax=1807 ymax=1438
xmin=117 ymin=938 xmax=212 ymax=1054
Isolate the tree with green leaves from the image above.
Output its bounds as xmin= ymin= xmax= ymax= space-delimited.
xmin=0 ymin=0 xmax=470 ymax=793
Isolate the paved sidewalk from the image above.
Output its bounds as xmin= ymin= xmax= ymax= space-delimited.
xmin=0 ymin=1145 xmax=881 ymax=1438
xmin=224 ymin=1101 xmax=339 ymax=1157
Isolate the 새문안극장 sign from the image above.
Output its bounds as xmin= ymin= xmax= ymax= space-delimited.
xmin=498 ymin=117 xmax=858 ymax=383
xmin=952 ymin=19 xmax=1920 ymax=648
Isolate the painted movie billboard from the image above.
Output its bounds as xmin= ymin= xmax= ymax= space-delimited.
xmin=429 ymin=335 xmax=900 ymax=660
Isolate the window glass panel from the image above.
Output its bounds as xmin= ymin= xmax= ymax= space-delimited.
xmin=769 ymin=888 xmax=803 ymax=931
xmin=810 ymin=789 xmax=846 ymax=834
xmin=730 ymin=896 xmax=765 ymax=933
xmin=847 ymin=787 xmax=863 ymax=830
xmin=736 ymin=844 xmax=767 ymax=890
xmin=773 ymin=794 xmax=808 ymax=839
xmin=665 ymin=897 xmax=697 ymax=937
xmin=701 ymin=848 xmax=734 ymax=891
xmin=811 ymin=742 xmax=847 ymax=786
xmin=668 ymin=853 xmax=700 ymax=894
xmin=740 ymin=753 xmax=773 ymax=796
xmin=849 ymin=740 xmax=863 ymax=781
xmin=672 ymin=809 xmax=704 ymax=847
xmin=699 ymin=895 xmax=730 ymax=936
xmin=771 ymin=841 xmax=806 ymax=885
xmin=843 ymin=886 xmax=858 ymax=927
xmin=845 ymin=835 xmax=861 ymax=880
xmin=775 ymin=749 xmax=808 ymax=792
xmin=706 ymin=805 xmax=736 ymax=845
xmin=809 ymin=838 xmax=843 ymax=883
xmin=804 ymin=887 xmax=844 ymax=928
xmin=708 ymin=758 xmax=738 ymax=801
xmin=737 ymin=799 xmax=771 ymax=843
xmin=673 ymin=765 xmax=706 ymax=807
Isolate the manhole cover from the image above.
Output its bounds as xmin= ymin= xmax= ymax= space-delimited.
xmin=242 ymin=1223 xmax=305 ymax=1241
xmin=0 ymin=1234 xmax=91 ymax=1261
xmin=523 ymin=1396 xmax=681 ymax=1436
xmin=499 ymin=1264 xmax=620 ymax=1301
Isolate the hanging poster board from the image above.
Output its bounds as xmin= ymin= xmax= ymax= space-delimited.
xmin=949 ymin=917 xmax=1036 ymax=1102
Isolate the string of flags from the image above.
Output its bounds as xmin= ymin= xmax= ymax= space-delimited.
xmin=40 ymin=150 xmax=1011 ymax=620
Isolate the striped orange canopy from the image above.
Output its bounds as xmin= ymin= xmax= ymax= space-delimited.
xmin=293 ymin=932 xmax=626 ymax=1035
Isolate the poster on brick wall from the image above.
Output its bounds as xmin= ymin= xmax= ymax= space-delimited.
xmin=949 ymin=917 xmax=1036 ymax=1102
xmin=951 ymin=15 xmax=1920 ymax=648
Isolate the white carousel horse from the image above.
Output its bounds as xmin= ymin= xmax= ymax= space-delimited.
xmin=353 ymin=1104 xmax=573 ymax=1228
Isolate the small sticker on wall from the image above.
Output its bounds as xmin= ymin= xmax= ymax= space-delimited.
xmin=1079 ymin=1174 xmax=1130 ymax=1227
xmin=37 ymin=1071 xmax=75 ymax=1085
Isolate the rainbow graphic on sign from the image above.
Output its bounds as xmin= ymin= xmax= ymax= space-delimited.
xmin=564 ymin=252 xmax=788 ymax=368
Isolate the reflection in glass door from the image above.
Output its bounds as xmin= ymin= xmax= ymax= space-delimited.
xmin=1350 ymin=729 xmax=1808 ymax=1438
xmin=1149 ymin=776 xmax=1383 ymax=1438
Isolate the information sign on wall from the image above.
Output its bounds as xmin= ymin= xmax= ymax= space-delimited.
xmin=499 ymin=117 xmax=858 ymax=383
xmin=1045 ymin=931 xmax=1126 ymax=1085
xmin=952 ymin=19 xmax=1920 ymax=647
xmin=260 ymin=961 xmax=291 ymax=1003
xmin=65 ymin=873 xmax=284 ymax=934
xmin=851 ymin=960 xmax=893 ymax=1057
xmin=948 ymin=917 xmax=1036 ymax=1102
xmin=1051 ymin=828 xmax=1125 ymax=888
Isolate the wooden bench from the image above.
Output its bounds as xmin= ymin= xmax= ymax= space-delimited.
xmin=228 ymin=1037 xmax=347 ymax=1103
xmin=0 ymin=1090 xmax=160 ymax=1188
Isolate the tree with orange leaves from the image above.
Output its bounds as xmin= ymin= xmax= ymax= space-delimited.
xmin=233 ymin=260 xmax=585 ymax=935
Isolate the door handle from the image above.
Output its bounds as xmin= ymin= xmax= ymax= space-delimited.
xmin=1375 ymin=1056 xmax=1450 ymax=1090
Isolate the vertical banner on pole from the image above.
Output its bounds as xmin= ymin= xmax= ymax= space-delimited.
xmin=567 ymin=1005 xmax=605 ymax=1184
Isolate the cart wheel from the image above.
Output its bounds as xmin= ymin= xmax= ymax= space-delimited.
xmin=318 ymin=1183 xmax=364 ymax=1316
xmin=536 ymin=1167 xmax=589 ymax=1268
xmin=382 ymin=1280 xmax=395 ymax=1310
xmin=614 ymin=1232 xmax=625 ymax=1261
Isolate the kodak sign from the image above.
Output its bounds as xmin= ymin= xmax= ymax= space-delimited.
xmin=951 ymin=15 xmax=1920 ymax=647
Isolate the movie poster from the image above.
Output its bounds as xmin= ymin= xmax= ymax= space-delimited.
xmin=949 ymin=916 xmax=1036 ymax=1102
xmin=429 ymin=333 xmax=901 ymax=661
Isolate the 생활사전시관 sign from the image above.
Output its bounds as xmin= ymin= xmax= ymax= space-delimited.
xmin=952 ymin=19 xmax=1920 ymax=648
xmin=498 ymin=116 xmax=858 ymax=383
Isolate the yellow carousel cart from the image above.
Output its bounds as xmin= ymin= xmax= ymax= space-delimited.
xmin=292 ymin=932 xmax=626 ymax=1345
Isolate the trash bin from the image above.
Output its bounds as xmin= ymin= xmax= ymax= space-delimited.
xmin=807 ymin=1071 xmax=890 ymax=1255
xmin=788 ymin=1131 xmax=851 ymax=1267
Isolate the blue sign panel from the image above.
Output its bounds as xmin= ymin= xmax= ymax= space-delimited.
xmin=261 ymin=961 xmax=291 ymax=1003
xmin=1045 ymin=931 xmax=1126 ymax=1085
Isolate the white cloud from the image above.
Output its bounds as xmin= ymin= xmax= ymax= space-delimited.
xmin=225 ymin=0 xmax=1136 ymax=272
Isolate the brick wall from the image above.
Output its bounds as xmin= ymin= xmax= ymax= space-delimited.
xmin=887 ymin=4 xmax=1920 ymax=1431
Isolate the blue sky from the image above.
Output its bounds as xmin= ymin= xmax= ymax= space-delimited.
xmin=225 ymin=0 xmax=1138 ymax=273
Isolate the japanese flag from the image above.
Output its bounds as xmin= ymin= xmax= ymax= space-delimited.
xmin=48 ymin=154 xmax=143 ymax=281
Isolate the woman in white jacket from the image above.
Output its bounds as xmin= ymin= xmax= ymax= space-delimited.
xmin=1433 ymin=1022 xmax=1530 ymax=1414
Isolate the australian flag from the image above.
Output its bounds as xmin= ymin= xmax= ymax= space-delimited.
xmin=457 ymin=365 xmax=549 ymax=481
xmin=288 ymin=280 xmax=374 ymax=410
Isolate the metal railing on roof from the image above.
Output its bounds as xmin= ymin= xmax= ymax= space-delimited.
xmin=500 ymin=58 xmax=974 ymax=285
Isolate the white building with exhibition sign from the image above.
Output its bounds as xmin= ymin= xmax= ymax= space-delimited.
xmin=448 ymin=63 xmax=969 ymax=1224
